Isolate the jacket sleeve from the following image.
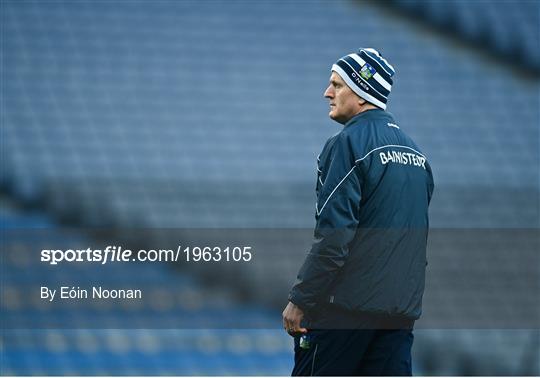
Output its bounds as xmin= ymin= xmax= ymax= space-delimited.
xmin=289 ymin=133 xmax=362 ymax=312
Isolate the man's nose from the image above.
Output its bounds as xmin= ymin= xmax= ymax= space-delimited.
xmin=324 ymin=86 xmax=334 ymax=98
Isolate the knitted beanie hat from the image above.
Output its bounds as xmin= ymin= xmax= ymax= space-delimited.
xmin=331 ymin=48 xmax=395 ymax=109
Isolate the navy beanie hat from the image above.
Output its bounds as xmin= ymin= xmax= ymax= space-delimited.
xmin=332 ymin=48 xmax=395 ymax=110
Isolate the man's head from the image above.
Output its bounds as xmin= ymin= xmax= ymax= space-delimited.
xmin=324 ymin=48 xmax=395 ymax=124
xmin=324 ymin=72 xmax=370 ymax=124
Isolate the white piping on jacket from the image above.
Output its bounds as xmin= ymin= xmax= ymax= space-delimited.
xmin=315 ymin=144 xmax=427 ymax=216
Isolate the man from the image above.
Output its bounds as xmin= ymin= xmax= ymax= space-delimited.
xmin=282 ymin=48 xmax=434 ymax=376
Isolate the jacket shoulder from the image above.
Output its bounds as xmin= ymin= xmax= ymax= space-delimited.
xmin=338 ymin=120 xmax=376 ymax=162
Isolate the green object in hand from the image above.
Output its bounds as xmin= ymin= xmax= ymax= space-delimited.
xmin=299 ymin=334 xmax=311 ymax=349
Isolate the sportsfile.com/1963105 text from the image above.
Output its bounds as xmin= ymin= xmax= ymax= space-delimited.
xmin=40 ymin=245 xmax=253 ymax=265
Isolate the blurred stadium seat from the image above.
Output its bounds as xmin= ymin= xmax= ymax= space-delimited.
xmin=1 ymin=199 xmax=293 ymax=375
xmin=388 ymin=0 xmax=540 ymax=72
xmin=1 ymin=0 xmax=539 ymax=375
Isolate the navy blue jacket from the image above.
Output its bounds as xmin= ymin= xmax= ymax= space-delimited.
xmin=289 ymin=109 xmax=434 ymax=320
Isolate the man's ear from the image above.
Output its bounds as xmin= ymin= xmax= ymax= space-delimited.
xmin=358 ymin=97 xmax=367 ymax=106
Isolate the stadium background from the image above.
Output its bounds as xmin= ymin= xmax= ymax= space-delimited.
xmin=1 ymin=0 xmax=539 ymax=375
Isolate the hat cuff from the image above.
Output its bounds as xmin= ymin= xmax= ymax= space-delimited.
xmin=332 ymin=64 xmax=387 ymax=110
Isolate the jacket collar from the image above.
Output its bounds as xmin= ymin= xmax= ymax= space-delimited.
xmin=344 ymin=108 xmax=388 ymax=127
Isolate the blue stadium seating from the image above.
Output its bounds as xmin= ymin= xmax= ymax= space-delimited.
xmin=389 ymin=0 xmax=540 ymax=71
xmin=2 ymin=0 xmax=538 ymax=228
xmin=1 ymin=201 xmax=294 ymax=375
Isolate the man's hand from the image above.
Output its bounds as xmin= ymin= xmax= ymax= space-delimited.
xmin=282 ymin=301 xmax=308 ymax=336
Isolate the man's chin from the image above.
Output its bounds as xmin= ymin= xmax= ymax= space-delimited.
xmin=328 ymin=111 xmax=340 ymax=122
xmin=328 ymin=112 xmax=347 ymax=125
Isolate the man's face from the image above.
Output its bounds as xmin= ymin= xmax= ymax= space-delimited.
xmin=323 ymin=72 xmax=363 ymax=124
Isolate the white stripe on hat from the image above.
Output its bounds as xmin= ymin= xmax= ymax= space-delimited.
xmin=347 ymin=54 xmax=392 ymax=92
xmin=332 ymin=64 xmax=387 ymax=110
xmin=362 ymin=48 xmax=395 ymax=74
